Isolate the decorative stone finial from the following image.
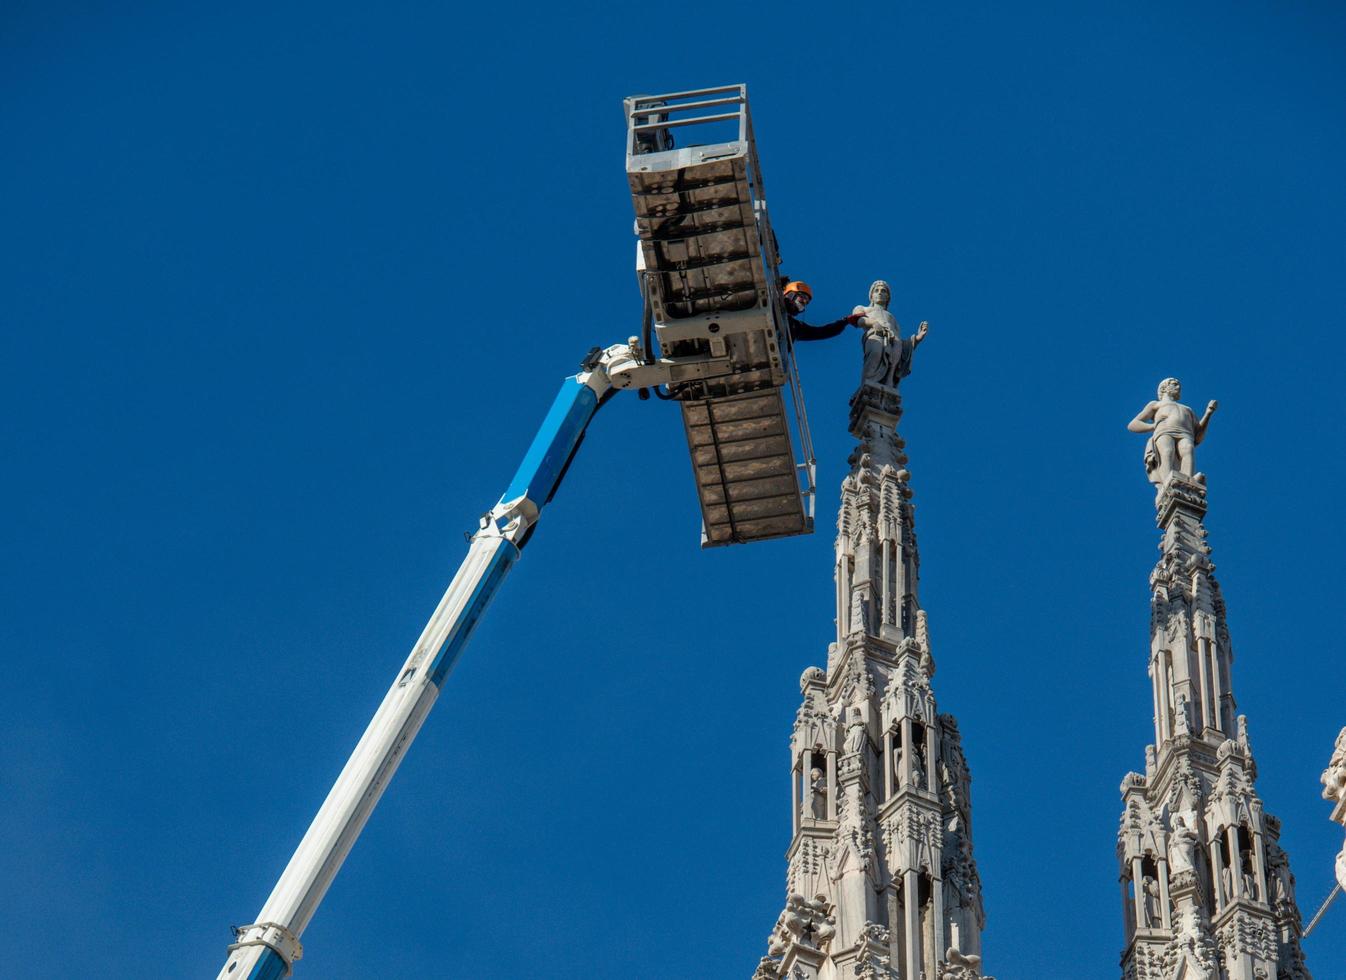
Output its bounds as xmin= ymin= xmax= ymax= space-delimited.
xmin=1127 ymin=377 xmax=1217 ymax=487
xmin=799 ymin=666 xmax=825 ymax=692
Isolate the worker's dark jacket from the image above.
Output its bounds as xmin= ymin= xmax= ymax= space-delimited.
xmin=787 ymin=313 xmax=849 ymax=342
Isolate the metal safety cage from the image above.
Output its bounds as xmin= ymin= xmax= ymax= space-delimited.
xmin=625 ymin=85 xmax=816 ymax=547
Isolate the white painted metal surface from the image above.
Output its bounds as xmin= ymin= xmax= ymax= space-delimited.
xmin=217 ymin=532 xmax=515 ymax=979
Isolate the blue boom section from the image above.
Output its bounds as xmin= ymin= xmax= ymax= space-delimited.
xmin=502 ymin=377 xmax=600 ymax=507
xmin=244 ymin=948 xmax=289 ymax=980
xmin=427 ymin=538 xmax=519 ymax=689
xmin=426 ymin=375 xmax=603 ymax=689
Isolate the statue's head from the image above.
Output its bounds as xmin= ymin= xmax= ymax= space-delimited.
xmin=1157 ymin=377 xmax=1181 ymax=400
xmin=868 ymin=280 xmax=891 ymax=307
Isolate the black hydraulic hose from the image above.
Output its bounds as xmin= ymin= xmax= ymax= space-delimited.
xmin=640 ymin=273 xmax=655 ymax=365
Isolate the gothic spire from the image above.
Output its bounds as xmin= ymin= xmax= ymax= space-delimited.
xmin=1118 ymin=381 xmax=1309 ymax=980
xmin=756 ymin=291 xmax=992 ymax=980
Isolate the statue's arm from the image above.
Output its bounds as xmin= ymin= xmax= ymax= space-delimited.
xmin=1195 ymin=399 xmax=1218 ymax=444
xmin=912 ymin=320 xmax=929 ymax=347
xmin=1127 ymin=402 xmax=1159 ymax=433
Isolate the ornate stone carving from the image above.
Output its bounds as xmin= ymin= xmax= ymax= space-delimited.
xmin=939 ymin=946 xmax=994 ymax=980
xmin=752 ymin=956 xmax=781 ymax=980
xmin=852 ymin=922 xmax=898 ymax=980
xmin=767 ymin=894 xmax=836 ymax=956
xmin=1216 ymin=915 xmax=1278 ymax=961
xmin=787 ymin=836 xmax=833 ymax=902
xmin=793 ymin=677 xmax=836 ymax=758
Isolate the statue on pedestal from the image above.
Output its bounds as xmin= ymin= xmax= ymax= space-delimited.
xmin=852 ymin=280 xmax=928 ymax=393
xmin=1127 ymin=378 xmax=1217 ymax=486
xmin=848 ymin=280 xmax=928 ymax=431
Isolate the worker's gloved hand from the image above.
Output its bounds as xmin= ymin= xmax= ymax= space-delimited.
xmin=845 ymin=313 xmax=865 ymax=326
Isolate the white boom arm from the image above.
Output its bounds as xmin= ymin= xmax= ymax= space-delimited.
xmin=217 ymin=342 xmax=668 ymax=980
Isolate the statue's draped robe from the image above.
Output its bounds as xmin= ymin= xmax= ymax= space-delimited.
xmin=858 ymin=315 xmax=916 ymax=391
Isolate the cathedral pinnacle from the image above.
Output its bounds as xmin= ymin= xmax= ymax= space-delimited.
xmin=1116 ymin=382 xmax=1309 ymax=980
xmin=756 ymin=285 xmax=992 ymax=980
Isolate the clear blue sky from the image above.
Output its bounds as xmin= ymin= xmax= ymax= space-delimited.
xmin=3 ymin=3 xmax=1344 ymax=978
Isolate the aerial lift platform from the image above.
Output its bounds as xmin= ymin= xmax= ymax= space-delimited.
xmin=627 ymin=85 xmax=816 ymax=545
xmin=217 ymin=85 xmax=815 ymax=979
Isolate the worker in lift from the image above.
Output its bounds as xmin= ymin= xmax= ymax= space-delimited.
xmin=781 ymin=280 xmax=864 ymax=342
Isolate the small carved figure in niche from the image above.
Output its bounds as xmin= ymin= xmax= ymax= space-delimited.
xmin=1221 ymin=864 xmax=1233 ymax=904
xmin=808 ymin=768 xmax=827 ymax=819
xmin=1240 ymin=850 xmax=1258 ymax=900
xmin=1264 ymin=838 xmax=1297 ymax=909
xmin=1140 ymin=875 xmax=1160 ymax=926
xmin=1268 ymin=864 xmax=1287 ymax=905
xmin=853 ymin=280 xmax=928 ymax=392
xmin=912 ymin=755 xmax=926 ymax=790
xmin=1127 ymin=378 xmax=1217 ymax=486
xmin=892 ymin=745 xmax=904 ymax=788
xmin=844 ymin=716 xmax=867 ymax=757
xmin=1168 ymin=816 xmax=1198 ymax=874
xmin=943 ymin=869 xmax=966 ymax=914
xmin=1173 ymin=693 xmax=1191 ymax=736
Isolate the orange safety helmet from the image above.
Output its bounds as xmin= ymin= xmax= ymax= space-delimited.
xmin=783 ymin=281 xmax=813 ymax=300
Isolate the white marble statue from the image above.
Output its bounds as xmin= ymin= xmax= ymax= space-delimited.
xmin=852 ymin=280 xmax=928 ymax=391
xmin=844 ymin=717 xmax=867 ymax=757
xmin=808 ymin=768 xmax=827 ymax=819
xmin=1169 ymin=815 xmax=1198 ymax=874
xmin=1127 ymin=378 xmax=1217 ymax=485
xmin=1141 ymin=875 xmax=1160 ymax=926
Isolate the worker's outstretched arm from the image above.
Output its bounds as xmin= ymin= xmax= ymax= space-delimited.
xmin=789 ymin=312 xmax=860 ymax=342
